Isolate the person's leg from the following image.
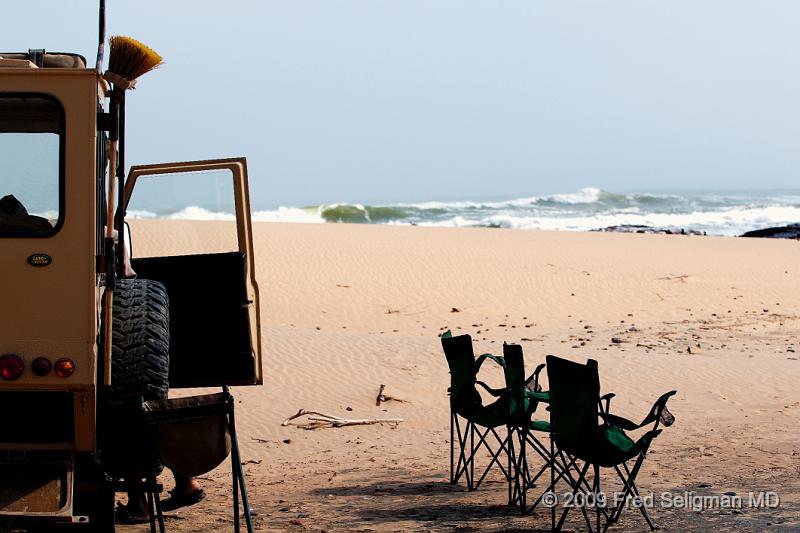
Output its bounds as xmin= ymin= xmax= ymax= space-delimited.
xmin=161 ymin=471 xmax=205 ymax=511
xmin=172 ymin=473 xmax=202 ymax=496
xmin=119 ymin=475 xmax=149 ymax=523
xmin=126 ymin=488 xmax=148 ymax=517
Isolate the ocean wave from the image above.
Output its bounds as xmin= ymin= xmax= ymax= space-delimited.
xmin=416 ymin=205 xmax=800 ymax=236
xmin=318 ymin=204 xmax=410 ymax=223
xmin=168 ymin=206 xmax=236 ymax=221
xmin=544 ymin=187 xmax=604 ymax=204
xmin=252 ymin=207 xmax=325 ymax=223
xmin=127 ymin=209 xmax=159 ymax=219
xmin=118 ymin=187 xmax=800 ymax=236
xmin=396 ymin=188 xmax=682 ymax=211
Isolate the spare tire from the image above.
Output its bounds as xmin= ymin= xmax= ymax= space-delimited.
xmin=99 ymin=278 xmax=170 ymax=477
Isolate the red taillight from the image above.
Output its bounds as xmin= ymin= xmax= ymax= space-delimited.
xmin=54 ymin=358 xmax=75 ymax=378
xmin=32 ymin=357 xmax=52 ymax=376
xmin=0 ymin=354 xmax=24 ymax=381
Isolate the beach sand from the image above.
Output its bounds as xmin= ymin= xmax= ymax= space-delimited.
xmin=120 ymin=221 xmax=800 ymax=532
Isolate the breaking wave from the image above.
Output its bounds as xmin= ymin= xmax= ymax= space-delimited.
xmin=125 ymin=187 xmax=800 ymax=237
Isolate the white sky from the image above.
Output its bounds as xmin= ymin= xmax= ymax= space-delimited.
xmin=3 ymin=1 xmax=800 ymax=207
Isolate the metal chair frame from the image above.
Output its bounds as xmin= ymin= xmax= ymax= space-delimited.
xmin=141 ymin=385 xmax=254 ymax=533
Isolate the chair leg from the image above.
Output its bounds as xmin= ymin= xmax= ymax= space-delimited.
xmin=450 ymin=409 xmax=455 ymax=484
xmin=469 ymin=422 xmax=475 ymax=490
xmin=517 ymin=429 xmax=527 ymax=512
xmin=452 ymin=414 xmax=465 ymax=484
xmin=145 ymin=473 xmax=166 ymax=533
xmin=594 ymin=465 xmax=601 ymax=533
xmin=550 ymin=437 xmax=556 ymax=531
xmin=232 ymin=446 xmax=240 ymax=533
xmin=451 ymin=414 xmax=469 ymax=487
xmin=472 ymin=426 xmax=511 ymax=490
xmin=507 ymin=426 xmax=514 ymax=506
xmin=227 ymin=388 xmax=255 ymax=533
xmin=607 ymin=456 xmax=656 ymax=532
xmin=522 ymin=433 xmax=567 ymax=515
xmin=146 ymin=489 xmax=156 ymax=533
xmin=621 ymin=460 xmax=656 ymax=531
xmin=556 ymin=454 xmax=593 ymax=532
xmin=450 ymin=415 xmax=513 ymax=493
xmin=452 ymin=415 xmax=472 ymax=487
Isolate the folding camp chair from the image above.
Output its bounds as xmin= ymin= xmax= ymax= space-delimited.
xmin=142 ymin=386 xmax=254 ymax=533
xmin=546 ymin=355 xmax=676 ymax=533
xmin=502 ymin=342 xmax=559 ymax=524
xmin=441 ymin=331 xmax=512 ymax=491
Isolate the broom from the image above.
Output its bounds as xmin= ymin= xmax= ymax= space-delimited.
xmin=102 ymin=36 xmax=162 ymax=386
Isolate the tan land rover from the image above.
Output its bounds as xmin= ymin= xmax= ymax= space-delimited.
xmin=0 ymin=6 xmax=262 ymax=532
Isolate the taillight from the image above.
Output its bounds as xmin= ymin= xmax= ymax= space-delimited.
xmin=32 ymin=357 xmax=52 ymax=376
xmin=54 ymin=358 xmax=75 ymax=378
xmin=0 ymin=354 xmax=24 ymax=381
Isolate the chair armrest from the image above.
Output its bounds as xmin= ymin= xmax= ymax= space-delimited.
xmin=475 ymin=380 xmax=506 ymax=397
xmin=650 ymin=390 xmax=677 ymax=427
xmin=600 ymin=390 xmax=677 ymax=430
xmin=599 ymin=412 xmax=641 ymax=431
xmin=524 ymin=363 xmax=546 ymax=393
xmin=599 ymin=392 xmax=616 ymax=414
xmin=475 ymin=353 xmax=505 ymax=371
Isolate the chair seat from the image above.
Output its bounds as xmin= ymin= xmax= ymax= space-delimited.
xmin=455 ymin=396 xmax=510 ymax=429
xmin=143 ymin=393 xmax=232 ymax=478
xmin=584 ymin=426 xmax=661 ymax=468
xmin=525 ymin=390 xmax=549 ymax=402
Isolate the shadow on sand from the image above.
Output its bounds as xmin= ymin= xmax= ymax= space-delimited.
xmin=310 ymin=479 xmax=555 ymax=532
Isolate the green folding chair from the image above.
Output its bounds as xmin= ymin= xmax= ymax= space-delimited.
xmin=503 ymin=342 xmax=559 ymax=521
xmin=441 ymin=331 xmax=512 ymax=491
xmin=546 ymin=355 xmax=676 ymax=533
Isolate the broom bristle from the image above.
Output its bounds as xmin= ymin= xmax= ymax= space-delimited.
xmin=107 ymin=35 xmax=163 ymax=82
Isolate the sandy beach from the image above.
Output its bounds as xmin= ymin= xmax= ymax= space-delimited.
xmin=121 ymin=221 xmax=800 ymax=532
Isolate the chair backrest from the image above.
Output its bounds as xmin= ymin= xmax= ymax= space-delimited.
xmin=546 ymin=355 xmax=601 ymax=453
xmin=441 ymin=332 xmax=483 ymax=414
xmin=502 ymin=343 xmax=527 ymax=422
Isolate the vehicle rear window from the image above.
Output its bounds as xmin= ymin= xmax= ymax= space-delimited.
xmin=0 ymin=94 xmax=64 ymax=237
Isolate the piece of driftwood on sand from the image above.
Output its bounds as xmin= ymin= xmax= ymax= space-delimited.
xmin=375 ymin=384 xmax=410 ymax=406
xmin=281 ymin=409 xmax=404 ymax=430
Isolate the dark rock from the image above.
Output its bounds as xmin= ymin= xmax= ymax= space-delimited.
xmin=740 ymin=223 xmax=800 ymax=239
xmin=594 ymin=224 xmax=706 ymax=236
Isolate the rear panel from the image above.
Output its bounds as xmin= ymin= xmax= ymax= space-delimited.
xmin=0 ymin=69 xmax=100 ymax=451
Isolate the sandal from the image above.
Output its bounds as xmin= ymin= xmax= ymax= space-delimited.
xmin=160 ymin=488 xmax=206 ymax=512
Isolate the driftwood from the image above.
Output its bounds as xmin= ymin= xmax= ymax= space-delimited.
xmin=375 ymin=384 xmax=410 ymax=406
xmin=282 ymin=409 xmax=403 ymax=430
xmin=658 ymin=274 xmax=689 ymax=283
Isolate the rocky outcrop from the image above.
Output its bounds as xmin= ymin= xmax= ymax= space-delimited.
xmin=740 ymin=223 xmax=800 ymax=239
xmin=593 ymin=224 xmax=706 ymax=236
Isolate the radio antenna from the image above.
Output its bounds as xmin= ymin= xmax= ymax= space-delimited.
xmin=96 ymin=0 xmax=106 ymax=71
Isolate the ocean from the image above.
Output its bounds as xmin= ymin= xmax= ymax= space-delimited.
xmin=126 ymin=187 xmax=800 ymax=237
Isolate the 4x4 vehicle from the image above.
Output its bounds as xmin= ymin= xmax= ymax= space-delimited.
xmin=0 ymin=7 xmax=262 ymax=532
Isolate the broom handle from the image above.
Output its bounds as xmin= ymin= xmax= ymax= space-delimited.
xmin=103 ymin=140 xmax=117 ymax=386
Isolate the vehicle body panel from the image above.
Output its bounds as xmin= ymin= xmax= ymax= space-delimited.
xmin=0 ymin=68 xmax=100 ymax=452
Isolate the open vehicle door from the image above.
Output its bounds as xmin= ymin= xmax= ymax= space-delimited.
xmin=123 ymin=157 xmax=262 ymax=387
